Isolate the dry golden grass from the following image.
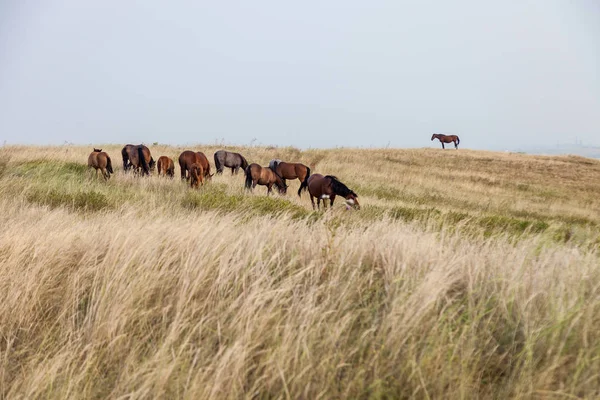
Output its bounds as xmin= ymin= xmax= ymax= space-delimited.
xmin=1 ymin=144 xmax=600 ymax=399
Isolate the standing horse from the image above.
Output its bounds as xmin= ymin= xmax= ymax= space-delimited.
xmin=431 ymin=134 xmax=460 ymax=149
xmin=87 ymin=148 xmax=113 ymax=180
xmin=190 ymin=163 xmax=204 ymax=188
xmin=179 ymin=150 xmax=212 ymax=181
xmin=269 ymin=159 xmax=311 ymax=197
xmin=214 ymin=150 xmax=249 ymax=175
xmin=307 ymin=174 xmax=360 ymax=210
xmin=121 ymin=144 xmax=156 ymax=175
xmin=157 ymin=156 xmax=175 ymax=178
xmin=244 ymin=163 xmax=287 ymax=195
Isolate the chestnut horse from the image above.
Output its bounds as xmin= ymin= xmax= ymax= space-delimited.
xmin=214 ymin=150 xmax=249 ymax=175
xmin=121 ymin=144 xmax=155 ymax=175
xmin=179 ymin=150 xmax=212 ymax=181
xmin=190 ymin=163 xmax=204 ymax=188
xmin=87 ymin=148 xmax=113 ymax=180
xmin=269 ymin=159 xmax=311 ymax=197
xmin=244 ymin=163 xmax=287 ymax=195
xmin=157 ymin=156 xmax=175 ymax=178
xmin=431 ymin=134 xmax=460 ymax=149
xmin=307 ymin=174 xmax=360 ymax=210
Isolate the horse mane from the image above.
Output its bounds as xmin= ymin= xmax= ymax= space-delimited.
xmin=268 ymin=161 xmax=285 ymax=182
xmin=240 ymin=154 xmax=249 ymax=169
xmin=325 ymin=175 xmax=356 ymax=197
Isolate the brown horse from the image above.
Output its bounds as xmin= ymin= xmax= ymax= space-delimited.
xmin=190 ymin=163 xmax=204 ymax=188
xmin=307 ymin=174 xmax=360 ymax=210
xmin=157 ymin=156 xmax=175 ymax=178
xmin=269 ymin=159 xmax=311 ymax=197
xmin=178 ymin=150 xmax=213 ymax=181
xmin=121 ymin=144 xmax=156 ymax=174
xmin=88 ymin=148 xmax=113 ymax=180
xmin=431 ymin=134 xmax=460 ymax=149
xmin=214 ymin=150 xmax=249 ymax=175
xmin=244 ymin=163 xmax=287 ymax=195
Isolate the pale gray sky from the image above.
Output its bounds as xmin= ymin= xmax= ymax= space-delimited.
xmin=1 ymin=1 xmax=599 ymax=150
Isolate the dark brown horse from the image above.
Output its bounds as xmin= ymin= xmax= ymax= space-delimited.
xmin=121 ymin=144 xmax=156 ymax=175
xmin=307 ymin=174 xmax=360 ymax=210
xmin=214 ymin=150 xmax=249 ymax=175
xmin=190 ymin=163 xmax=204 ymax=188
xmin=431 ymin=134 xmax=460 ymax=149
xmin=244 ymin=163 xmax=287 ymax=195
xmin=179 ymin=150 xmax=212 ymax=181
xmin=88 ymin=148 xmax=113 ymax=180
xmin=157 ymin=156 xmax=175 ymax=178
xmin=269 ymin=159 xmax=311 ymax=197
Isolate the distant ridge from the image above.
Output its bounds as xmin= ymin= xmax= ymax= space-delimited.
xmin=515 ymin=144 xmax=600 ymax=159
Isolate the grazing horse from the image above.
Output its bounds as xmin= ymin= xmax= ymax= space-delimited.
xmin=214 ymin=150 xmax=249 ymax=175
xmin=244 ymin=163 xmax=287 ymax=195
xmin=269 ymin=159 xmax=311 ymax=197
xmin=431 ymin=134 xmax=460 ymax=149
xmin=157 ymin=156 xmax=175 ymax=178
xmin=189 ymin=163 xmax=204 ymax=188
xmin=87 ymin=148 xmax=113 ymax=180
xmin=121 ymin=144 xmax=156 ymax=175
xmin=307 ymin=174 xmax=360 ymax=210
xmin=179 ymin=150 xmax=212 ymax=181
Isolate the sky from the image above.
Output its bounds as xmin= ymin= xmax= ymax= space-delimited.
xmin=0 ymin=0 xmax=599 ymax=150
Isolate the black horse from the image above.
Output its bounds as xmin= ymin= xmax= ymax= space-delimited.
xmin=214 ymin=150 xmax=249 ymax=175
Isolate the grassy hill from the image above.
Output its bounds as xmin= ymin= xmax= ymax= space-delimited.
xmin=1 ymin=145 xmax=600 ymax=398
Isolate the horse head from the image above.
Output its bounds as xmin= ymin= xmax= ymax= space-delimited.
xmin=276 ymin=181 xmax=288 ymax=195
xmin=431 ymin=134 xmax=437 ymax=141
xmin=345 ymin=192 xmax=360 ymax=210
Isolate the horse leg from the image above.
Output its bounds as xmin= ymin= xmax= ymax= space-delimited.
xmin=102 ymin=167 xmax=108 ymax=180
xmin=441 ymin=142 xmax=445 ymax=149
xmin=231 ymin=167 xmax=235 ymax=175
xmin=181 ymin=167 xmax=186 ymax=181
xmin=454 ymin=140 xmax=458 ymax=149
xmin=330 ymin=194 xmax=335 ymax=209
xmin=310 ymin=194 xmax=315 ymax=210
xmin=317 ymin=198 xmax=321 ymax=210
xmin=267 ymin=183 xmax=272 ymax=195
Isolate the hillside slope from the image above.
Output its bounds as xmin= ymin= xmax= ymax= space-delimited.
xmin=0 ymin=145 xmax=599 ymax=398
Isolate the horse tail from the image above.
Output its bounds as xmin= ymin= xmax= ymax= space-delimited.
xmin=138 ymin=146 xmax=149 ymax=175
xmin=214 ymin=152 xmax=223 ymax=174
xmin=298 ymin=166 xmax=311 ymax=197
xmin=244 ymin=165 xmax=252 ymax=189
xmin=456 ymin=136 xmax=460 ymax=146
xmin=106 ymin=155 xmax=114 ymax=174
xmin=121 ymin=146 xmax=129 ymax=171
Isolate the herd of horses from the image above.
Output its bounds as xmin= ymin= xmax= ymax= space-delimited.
xmin=87 ymin=136 xmax=459 ymax=210
xmin=88 ymin=145 xmax=361 ymax=210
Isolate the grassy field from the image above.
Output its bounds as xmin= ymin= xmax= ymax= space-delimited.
xmin=1 ymin=144 xmax=600 ymax=399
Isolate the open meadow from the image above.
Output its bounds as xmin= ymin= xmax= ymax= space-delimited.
xmin=1 ymin=144 xmax=600 ymax=399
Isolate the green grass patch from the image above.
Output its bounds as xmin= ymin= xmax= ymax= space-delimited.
xmin=478 ymin=215 xmax=548 ymax=237
xmin=13 ymin=160 xmax=87 ymax=182
xmin=26 ymin=188 xmax=112 ymax=212
xmin=389 ymin=206 xmax=441 ymax=222
xmin=182 ymin=185 xmax=313 ymax=220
